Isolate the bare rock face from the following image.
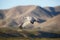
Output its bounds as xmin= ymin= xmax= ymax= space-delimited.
xmin=19 ymin=16 xmax=35 ymax=29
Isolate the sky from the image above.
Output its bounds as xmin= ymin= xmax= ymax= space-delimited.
xmin=0 ymin=0 xmax=60 ymax=9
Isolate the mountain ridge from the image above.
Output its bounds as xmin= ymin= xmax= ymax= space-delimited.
xmin=0 ymin=5 xmax=60 ymax=32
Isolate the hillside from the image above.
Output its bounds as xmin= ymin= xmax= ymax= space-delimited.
xmin=0 ymin=5 xmax=60 ymax=37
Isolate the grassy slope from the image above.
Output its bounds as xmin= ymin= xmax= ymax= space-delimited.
xmin=0 ymin=38 xmax=60 ymax=40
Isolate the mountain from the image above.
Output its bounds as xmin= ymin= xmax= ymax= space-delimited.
xmin=0 ymin=5 xmax=60 ymax=37
xmin=33 ymin=15 xmax=60 ymax=33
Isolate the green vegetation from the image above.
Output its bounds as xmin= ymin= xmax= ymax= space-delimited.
xmin=0 ymin=27 xmax=60 ymax=40
xmin=0 ymin=38 xmax=60 ymax=40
